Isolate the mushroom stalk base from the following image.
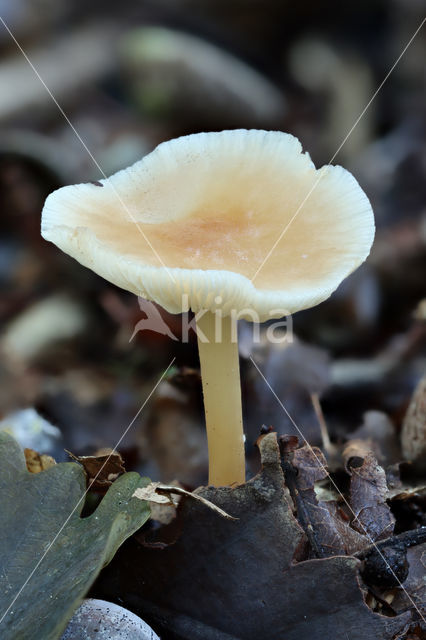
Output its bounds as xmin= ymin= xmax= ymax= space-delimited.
xmin=196 ymin=311 xmax=245 ymax=487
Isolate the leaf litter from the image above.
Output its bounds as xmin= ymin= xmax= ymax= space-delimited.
xmin=94 ymin=433 xmax=414 ymax=640
xmin=0 ymin=432 xmax=151 ymax=640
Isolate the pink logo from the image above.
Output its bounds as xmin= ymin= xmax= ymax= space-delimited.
xmin=129 ymin=298 xmax=178 ymax=342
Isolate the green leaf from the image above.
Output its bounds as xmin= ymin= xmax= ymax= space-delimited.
xmin=0 ymin=432 xmax=150 ymax=640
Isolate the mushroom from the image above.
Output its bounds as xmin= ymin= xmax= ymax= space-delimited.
xmin=41 ymin=130 xmax=375 ymax=486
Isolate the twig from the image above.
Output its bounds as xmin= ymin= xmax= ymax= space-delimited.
xmin=355 ymin=526 xmax=426 ymax=560
xmin=310 ymin=392 xmax=335 ymax=458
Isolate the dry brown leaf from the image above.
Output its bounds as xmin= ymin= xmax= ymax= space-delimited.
xmin=133 ymin=482 xmax=237 ymax=520
xmin=95 ymin=433 xmax=411 ymax=640
xmin=133 ymin=482 xmax=177 ymax=506
xmin=146 ymin=479 xmax=183 ymax=525
xmin=65 ymin=449 xmax=125 ymax=492
xmin=343 ymin=443 xmax=395 ymax=541
xmin=292 ymin=445 xmax=367 ymax=555
xmin=24 ymin=448 xmax=56 ymax=473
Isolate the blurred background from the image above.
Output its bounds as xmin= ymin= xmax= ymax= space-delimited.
xmin=0 ymin=0 xmax=425 ymax=486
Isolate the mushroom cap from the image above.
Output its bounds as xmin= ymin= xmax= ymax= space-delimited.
xmin=41 ymin=130 xmax=374 ymax=321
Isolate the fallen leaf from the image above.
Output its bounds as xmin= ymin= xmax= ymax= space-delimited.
xmin=343 ymin=442 xmax=395 ymax=541
xmin=24 ymin=447 xmax=56 ymax=473
xmin=133 ymin=481 xmax=237 ymax=520
xmin=291 ymin=445 xmax=368 ymax=556
xmin=65 ymin=448 xmax=125 ymax=492
xmin=95 ymin=433 xmax=410 ymax=640
xmin=134 ymin=482 xmax=177 ymax=506
xmin=141 ymin=478 xmax=183 ymax=526
xmin=0 ymin=431 xmax=150 ymax=640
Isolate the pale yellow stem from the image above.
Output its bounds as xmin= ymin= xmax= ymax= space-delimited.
xmin=196 ymin=311 xmax=245 ymax=487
